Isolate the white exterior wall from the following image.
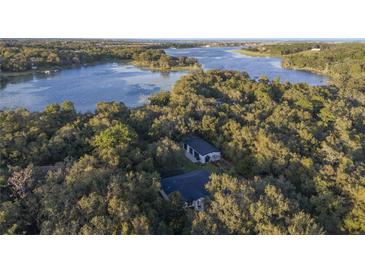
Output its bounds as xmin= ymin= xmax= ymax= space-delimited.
xmin=184 ymin=144 xmax=221 ymax=164
xmin=184 ymin=149 xmax=199 ymax=163
xmin=161 ymin=189 xmax=206 ymax=211
xmin=184 ymin=198 xmax=205 ymax=211
xmin=192 ymin=198 xmax=205 ymax=211
xmin=204 ymin=151 xmax=221 ymax=162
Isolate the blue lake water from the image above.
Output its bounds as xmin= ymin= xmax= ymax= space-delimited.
xmin=166 ymin=47 xmax=327 ymax=85
xmin=0 ymin=47 xmax=327 ymax=112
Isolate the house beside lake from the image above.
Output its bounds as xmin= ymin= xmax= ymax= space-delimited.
xmin=183 ymin=136 xmax=221 ymax=164
xmin=160 ymin=169 xmax=210 ymax=211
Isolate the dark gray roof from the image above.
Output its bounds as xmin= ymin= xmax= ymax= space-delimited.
xmin=161 ymin=169 xmax=210 ymax=202
xmin=184 ymin=136 xmax=219 ymax=156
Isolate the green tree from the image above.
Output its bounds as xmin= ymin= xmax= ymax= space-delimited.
xmin=92 ymin=123 xmax=137 ymax=167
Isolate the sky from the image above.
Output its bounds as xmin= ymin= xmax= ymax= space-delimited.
xmin=1 ymin=0 xmax=364 ymax=38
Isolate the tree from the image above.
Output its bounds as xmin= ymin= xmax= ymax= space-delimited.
xmin=91 ymin=123 xmax=137 ymax=166
xmin=149 ymin=137 xmax=185 ymax=173
xmin=192 ymin=174 xmax=323 ymax=235
xmin=7 ymin=165 xmax=34 ymax=198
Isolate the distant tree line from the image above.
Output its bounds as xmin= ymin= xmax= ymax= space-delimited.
xmin=0 ymin=40 xmax=200 ymax=73
xmin=245 ymin=42 xmax=330 ymax=55
xmin=281 ymin=43 xmax=365 ymax=90
xmin=243 ymin=42 xmax=365 ymax=90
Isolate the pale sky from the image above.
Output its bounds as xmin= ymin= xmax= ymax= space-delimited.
xmin=1 ymin=0 xmax=364 ymax=38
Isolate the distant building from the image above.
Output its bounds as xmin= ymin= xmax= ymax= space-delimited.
xmin=160 ymin=169 xmax=210 ymax=211
xmin=311 ymin=48 xmax=321 ymax=52
xmin=183 ymin=136 xmax=221 ymax=164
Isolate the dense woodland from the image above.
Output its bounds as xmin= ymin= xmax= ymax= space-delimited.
xmin=0 ymin=40 xmax=200 ymax=73
xmin=243 ymin=43 xmax=331 ymax=56
xmin=243 ymin=42 xmax=365 ymax=89
xmin=282 ymin=44 xmax=365 ymax=89
xmin=1 ymin=42 xmax=365 ymax=234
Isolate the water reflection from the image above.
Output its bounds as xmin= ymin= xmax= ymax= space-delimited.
xmin=166 ymin=47 xmax=327 ymax=86
xmin=0 ymin=47 xmax=327 ymax=112
xmin=0 ymin=63 xmax=186 ymax=112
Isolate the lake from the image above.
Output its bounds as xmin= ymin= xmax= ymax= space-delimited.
xmin=0 ymin=47 xmax=327 ymax=112
xmin=166 ymin=47 xmax=327 ymax=85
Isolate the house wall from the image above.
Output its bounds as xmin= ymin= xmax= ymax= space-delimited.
xmin=184 ymin=198 xmax=205 ymax=211
xmin=183 ymin=143 xmax=221 ymax=164
xmin=204 ymin=152 xmax=221 ymax=163
xmin=192 ymin=198 xmax=205 ymax=211
xmin=184 ymin=149 xmax=200 ymax=163
xmin=184 ymin=144 xmax=203 ymax=163
xmin=161 ymin=189 xmax=206 ymax=211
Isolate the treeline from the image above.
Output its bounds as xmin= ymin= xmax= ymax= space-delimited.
xmin=0 ymin=40 xmax=200 ymax=72
xmin=282 ymin=43 xmax=365 ymax=89
xmin=242 ymin=42 xmax=365 ymax=90
xmin=0 ymin=75 xmax=7 ymax=87
xmin=243 ymin=42 xmax=332 ymax=56
xmin=1 ymin=67 xmax=365 ymax=234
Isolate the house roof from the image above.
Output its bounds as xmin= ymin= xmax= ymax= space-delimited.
xmin=160 ymin=169 xmax=210 ymax=202
xmin=184 ymin=136 xmax=220 ymax=156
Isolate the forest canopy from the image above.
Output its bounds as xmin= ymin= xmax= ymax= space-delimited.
xmin=1 ymin=41 xmax=365 ymax=234
xmin=240 ymin=42 xmax=365 ymax=90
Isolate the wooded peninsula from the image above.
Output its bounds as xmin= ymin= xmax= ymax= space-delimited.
xmin=0 ymin=40 xmax=201 ymax=74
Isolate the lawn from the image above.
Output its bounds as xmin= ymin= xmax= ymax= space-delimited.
xmin=179 ymin=155 xmax=225 ymax=174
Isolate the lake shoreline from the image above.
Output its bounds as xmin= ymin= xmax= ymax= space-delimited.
xmin=234 ymin=49 xmax=282 ymax=58
xmin=0 ymin=58 xmax=201 ymax=83
xmin=131 ymin=61 xmax=202 ymax=72
xmin=1 ymin=47 xmax=328 ymax=112
xmin=234 ymin=49 xmax=331 ymax=84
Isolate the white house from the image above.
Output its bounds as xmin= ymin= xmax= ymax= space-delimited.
xmin=311 ymin=48 xmax=321 ymax=52
xmin=183 ymin=136 xmax=221 ymax=164
xmin=160 ymin=169 xmax=210 ymax=211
